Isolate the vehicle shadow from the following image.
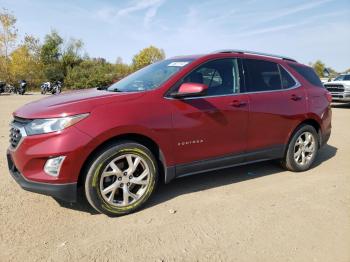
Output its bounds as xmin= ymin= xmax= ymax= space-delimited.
xmin=148 ymin=144 xmax=337 ymax=209
xmin=54 ymin=144 xmax=337 ymax=215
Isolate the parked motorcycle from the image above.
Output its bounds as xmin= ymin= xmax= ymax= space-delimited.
xmin=6 ymin=84 xmax=15 ymax=93
xmin=0 ymin=81 xmax=15 ymax=94
xmin=0 ymin=81 xmax=5 ymax=94
xmin=17 ymin=80 xmax=27 ymax=95
xmin=41 ymin=82 xmax=50 ymax=94
xmin=41 ymin=81 xmax=62 ymax=95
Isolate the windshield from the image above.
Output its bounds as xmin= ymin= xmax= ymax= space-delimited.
xmin=334 ymin=75 xmax=350 ymax=81
xmin=107 ymin=58 xmax=194 ymax=92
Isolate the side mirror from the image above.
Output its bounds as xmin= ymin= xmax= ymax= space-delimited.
xmin=171 ymin=83 xmax=208 ymax=98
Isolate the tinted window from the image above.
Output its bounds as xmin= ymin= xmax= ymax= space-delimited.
xmin=183 ymin=59 xmax=240 ymax=96
xmin=289 ymin=64 xmax=324 ymax=88
xmin=244 ymin=59 xmax=282 ymax=92
xmin=279 ymin=65 xmax=296 ymax=89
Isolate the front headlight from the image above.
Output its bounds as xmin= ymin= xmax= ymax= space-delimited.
xmin=25 ymin=113 xmax=89 ymax=135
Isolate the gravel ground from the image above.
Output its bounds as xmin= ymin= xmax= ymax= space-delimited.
xmin=0 ymin=93 xmax=349 ymax=262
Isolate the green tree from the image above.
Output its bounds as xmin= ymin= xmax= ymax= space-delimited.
xmin=114 ymin=56 xmax=131 ymax=81
xmin=65 ymin=59 xmax=115 ymax=89
xmin=40 ymin=30 xmax=65 ymax=81
xmin=310 ymin=60 xmax=326 ymax=77
xmin=0 ymin=8 xmax=17 ymax=81
xmin=40 ymin=30 xmax=63 ymax=64
xmin=132 ymin=45 xmax=165 ymax=70
xmin=61 ymin=38 xmax=84 ymax=74
xmin=10 ymin=35 xmax=44 ymax=88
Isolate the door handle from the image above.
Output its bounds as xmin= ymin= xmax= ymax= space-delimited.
xmin=230 ymin=100 xmax=247 ymax=107
xmin=291 ymin=94 xmax=302 ymax=101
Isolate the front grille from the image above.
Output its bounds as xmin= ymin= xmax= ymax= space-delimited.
xmin=325 ymin=84 xmax=345 ymax=93
xmin=332 ymin=95 xmax=342 ymax=98
xmin=9 ymin=126 xmax=22 ymax=148
xmin=9 ymin=117 xmax=31 ymax=149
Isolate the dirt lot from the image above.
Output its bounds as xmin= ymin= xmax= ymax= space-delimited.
xmin=0 ymin=93 xmax=349 ymax=262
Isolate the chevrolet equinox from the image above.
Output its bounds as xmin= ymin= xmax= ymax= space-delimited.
xmin=7 ymin=50 xmax=332 ymax=216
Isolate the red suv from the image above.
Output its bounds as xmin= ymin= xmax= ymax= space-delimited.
xmin=7 ymin=50 xmax=332 ymax=216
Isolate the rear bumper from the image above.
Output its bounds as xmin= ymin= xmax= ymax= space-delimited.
xmin=7 ymin=152 xmax=77 ymax=202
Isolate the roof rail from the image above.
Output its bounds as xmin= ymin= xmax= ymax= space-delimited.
xmin=213 ymin=49 xmax=297 ymax=62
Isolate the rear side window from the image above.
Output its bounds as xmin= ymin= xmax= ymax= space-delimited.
xmin=279 ymin=65 xmax=297 ymax=89
xmin=244 ymin=59 xmax=282 ymax=92
xmin=289 ymin=64 xmax=324 ymax=88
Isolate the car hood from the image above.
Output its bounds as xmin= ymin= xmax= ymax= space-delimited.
xmin=324 ymin=80 xmax=350 ymax=86
xmin=14 ymin=88 xmax=145 ymax=119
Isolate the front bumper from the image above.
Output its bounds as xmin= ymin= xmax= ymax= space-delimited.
xmin=7 ymin=125 xmax=92 ymax=184
xmin=7 ymin=153 xmax=77 ymax=202
xmin=329 ymin=91 xmax=350 ymax=102
xmin=6 ymin=121 xmax=94 ymax=202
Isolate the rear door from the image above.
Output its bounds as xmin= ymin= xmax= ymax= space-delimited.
xmin=168 ymin=58 xmax=249 ymax=165
xmin=242 ymin=59 xmax=306 ymax=157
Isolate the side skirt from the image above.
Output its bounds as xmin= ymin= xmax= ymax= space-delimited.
xmin=165 ymin=145 xmax=284 ymax=183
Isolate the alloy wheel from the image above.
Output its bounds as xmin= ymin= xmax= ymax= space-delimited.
xmin=99 ymin=153 xmax=150 ymax=207
xmin=293 ymin=131 xmax=316 ymax=166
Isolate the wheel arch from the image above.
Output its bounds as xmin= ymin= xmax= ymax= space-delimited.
xmin=78 ymin=133 xmax=170 ymax=187
xmin=285 ymin=118 xmax=322 ymax=156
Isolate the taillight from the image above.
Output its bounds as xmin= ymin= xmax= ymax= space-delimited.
xmin=325 ymin=91 xmax=332 ymax=103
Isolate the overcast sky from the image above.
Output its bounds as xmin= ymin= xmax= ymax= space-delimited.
xmin=2 ymin=0 xmax=350 ymax=71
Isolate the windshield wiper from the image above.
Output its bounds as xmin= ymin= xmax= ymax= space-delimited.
xmin=98 ymin=86 xmax=123 ymax=92
xmin=97 ymin=86 xmax=108 ymax=90
xmin=111 ymin=88 xmax=123 ymax=92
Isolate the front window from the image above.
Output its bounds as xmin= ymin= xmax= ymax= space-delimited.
xmin=107 ymin=59 xmax=194 ymax=92
xmin=181 ymin=58 xmax=241 ymax=96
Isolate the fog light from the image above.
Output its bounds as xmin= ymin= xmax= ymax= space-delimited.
xmin=44 ymin=156 xmax=65 ymax=177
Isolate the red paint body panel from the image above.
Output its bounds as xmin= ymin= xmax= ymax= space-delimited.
xmin=7 ymin=52 xmax=332 ymax=187
xmin=8 ymin=126 xmax=93 ymax=183
xmin=246 ymin=86 xmax=307 ymax=150
xmin=169 ymin=94 xmax=249 ymax=164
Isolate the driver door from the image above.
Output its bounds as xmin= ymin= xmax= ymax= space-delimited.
xmin=168 ymin=58 xmax=249 ymax=169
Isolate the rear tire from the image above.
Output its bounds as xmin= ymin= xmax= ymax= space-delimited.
xmin=281 ymin=124 xmax=319 ymax=172
xmin=84 ymin=141 xmax=158 ymax=216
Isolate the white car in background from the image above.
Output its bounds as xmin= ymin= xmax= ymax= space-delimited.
xmin=324 ymin=73 xmax=350 ymax=102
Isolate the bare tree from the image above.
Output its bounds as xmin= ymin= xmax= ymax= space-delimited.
xmin=0 ymin=9 xmax=18 ymax=81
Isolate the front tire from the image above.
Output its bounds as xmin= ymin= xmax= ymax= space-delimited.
xmin=84 ymin=142 xmax=158 ymax=216
xmin=282 ymin=124 xmax=319 ymax=172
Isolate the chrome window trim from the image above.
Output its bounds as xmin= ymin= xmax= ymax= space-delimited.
xmin=8 ymin=121 xmax=27 ymax=152
xmin=164 ymin=63 xmax=302 ymax=100
xmin=164 ymin=93 xmax=242 ymax=100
